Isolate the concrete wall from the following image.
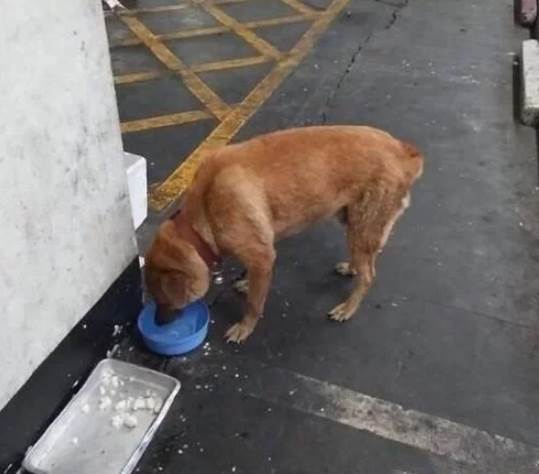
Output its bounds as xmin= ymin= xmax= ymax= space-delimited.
xmin=0 ymin=1 xmax=137 ymax=409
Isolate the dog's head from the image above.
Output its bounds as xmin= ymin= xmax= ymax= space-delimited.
xmin=144 ymin=221 xmax=210 ymax=322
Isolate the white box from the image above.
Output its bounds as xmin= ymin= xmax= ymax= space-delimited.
xmin=123 ymin=152 xmax=147 ymax=229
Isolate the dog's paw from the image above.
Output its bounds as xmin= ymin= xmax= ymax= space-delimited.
xmin=328 ymin=302 xmax=355 ymax=322
xmin=334 ymin=262 xmax=357 ymax=276
xmin=233 ymin=279 xmax=249 ymax=294
xmin=225 ymin=322 xmax=253 ymax=343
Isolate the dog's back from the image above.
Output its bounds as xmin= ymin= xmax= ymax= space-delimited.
xmin=189 ymin=125 xmax=423 ymax=239
xmin=204 ymin=125 xmax=422 ymax=186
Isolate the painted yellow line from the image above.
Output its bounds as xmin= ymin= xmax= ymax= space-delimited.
xmin=110 ymin=26 xmax=229 ymax=48
xmin=246 ymin=14 xmax=317 ymax=28
xmin=109 ymin=15 xmax=315 ymax=49
xmin=114 ymin=57 xmax=270 ymax=85
xmin=191 ymin=56 xmax=270 ymax=73
xmin=114 ymin=71 xmax=163 ymax=85
xmin=279 ymin=0 xmax=318 ymax=16
xmin=156 ymin=25 xmax=229 ymax=41
xmin=149 ymin=0 xmax=350 ymax=210
xmin=120 ymin=16 xmax=230 ymax=120
xmin=120 ymin=110 xmax=213 ymax=134
xmin=200 ymin=2 xmax=283 ymax=59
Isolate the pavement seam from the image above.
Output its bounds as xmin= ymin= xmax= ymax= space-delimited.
xmin=166 ymin=353 xmax=539 ymax=472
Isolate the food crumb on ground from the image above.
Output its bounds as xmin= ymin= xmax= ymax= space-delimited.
xmin=111 ymin=414 xmax=123 ymax=429
xmin=133 ymin=397 xmax=146 ymax=410
xmin=123 ymin=414 xmax=138 ymax=429
xmin=99 ymin=396 xmax=112 ymax=411
xmin=145 ymin=397 xmax=156 ymax=411
xmin=115 ymin=400 xmax=127 ymax=412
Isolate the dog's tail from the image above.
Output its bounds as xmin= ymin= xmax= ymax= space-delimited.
xmin=399 ymin=141 xmax=424 ymax=181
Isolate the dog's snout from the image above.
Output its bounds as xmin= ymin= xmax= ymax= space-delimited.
xmin=155 ymin=304 xmax=178 ymax=326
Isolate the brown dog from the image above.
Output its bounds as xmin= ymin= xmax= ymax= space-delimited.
xmin=144 ymin=126 xmax=423 ymax=343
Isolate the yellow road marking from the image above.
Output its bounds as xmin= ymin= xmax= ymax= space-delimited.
xmin=247 ymin=14 xmax=317 ymax=28
xmin=109 ymin=26 xmax=229 ymax=48
xmin=114 ymin=71 xmax=163 ymax=85
xmin=200 ymin=2 xmax=283 ymax=59
xmin=109 ymin=15 xmax=315 ymax=49
xmin=149 ymin=25 xmax=228 ymax=42
xmin=190 ymin=56 xmax=270 ymax=73
xmin=121 ymin=110 xmax=213 ymax=134
xmin=149 ymin=0 xmax=350 ymax=210
xmin=115 ymin=56 xmax=270 ymax=86
xmin=279 ymin=0 xmax=318 ymax=16
xmin=120 ymin=16 xmax=230 ymax=120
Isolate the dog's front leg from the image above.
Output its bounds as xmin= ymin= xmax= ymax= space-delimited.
xmin=225 ymin=252 xmax=274 ymax=343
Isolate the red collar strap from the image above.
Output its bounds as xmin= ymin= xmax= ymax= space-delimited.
xmin=170 ymin=210 xmax=221 ymax=270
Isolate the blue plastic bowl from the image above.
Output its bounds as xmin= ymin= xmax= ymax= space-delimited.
xmin=138 ymin=300 xmax=209 ymax=356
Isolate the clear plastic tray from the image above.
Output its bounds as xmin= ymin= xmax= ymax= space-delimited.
xmin=23 ymin=359 xmax=180 ymax=474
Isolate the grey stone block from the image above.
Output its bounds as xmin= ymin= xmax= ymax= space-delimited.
xmin=521 ymin=39 xmax=539 ymax=125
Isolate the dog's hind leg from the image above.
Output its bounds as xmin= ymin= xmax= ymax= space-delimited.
xmin=329 ymin=188 xmax=410 ymax=322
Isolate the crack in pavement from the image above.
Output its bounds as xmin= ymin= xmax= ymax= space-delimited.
xmin=320 ymin=0 xmax=409 ymax=124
